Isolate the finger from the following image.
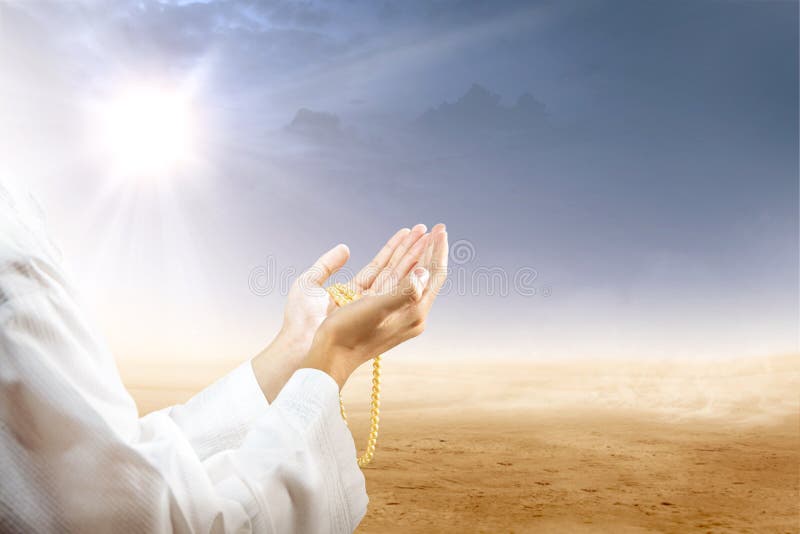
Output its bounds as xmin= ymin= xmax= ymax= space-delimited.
xmin=392 ymin=233 xmax=430 ymax=280
xmin=342 ymin=267 xmax=430 ymax=357
xmin=421 ymin=226 xmax=435 ymax=273
xmin=299 ymin=243 xmax=350 ymax=287
xmin=348 ymin=227 xmax=409 ymax=293
xmin=375 ymin=265 xmax=427 ymax=310
xmin=332 ymin=268 xmax=426 ymax=332
xmin=385 ymin=223 xmax=426 ymax=272
xmin=374 ymin=224 xmax=426 ymax=291
xmin=422 ymin=226 xmax=448 ymax=309
xmin=374 ymin=232 xmax=429 ymax=294
xmin=414 ymin=265 xmax=430 ymax=289
xmin=399 ymin=266 xmax=428 ymax=303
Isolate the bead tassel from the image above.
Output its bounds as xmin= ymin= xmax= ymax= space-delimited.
xmin=327 ymin=283 xmax=381 ymax=468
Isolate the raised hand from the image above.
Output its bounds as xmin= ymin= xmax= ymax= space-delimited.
xmin=252 ymin=224 xmax=428 ymax=401
xmin=302 ymin=224 xmax=448 ymax=388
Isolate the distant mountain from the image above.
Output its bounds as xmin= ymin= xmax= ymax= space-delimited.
xmin=416 ymin=84 xmax=548 ymax=133
xmin=285 ymin=108 xmax=343 ymax=142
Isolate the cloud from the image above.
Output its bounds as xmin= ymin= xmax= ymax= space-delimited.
xmin=284 ymin=108 xmax=344 ymax=143
xmin=416 ymin=83 xmax=549 ymax=134
xmin=2 ymin=1 xmax=345 ymax=90
xmin=276 ymin=84 xmax=555 ymax=161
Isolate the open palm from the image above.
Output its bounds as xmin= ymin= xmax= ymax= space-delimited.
xmin=284 ymin=224 xmax=428 ymax=351
xmin=252 ymin=224 xmax=429 ymax=401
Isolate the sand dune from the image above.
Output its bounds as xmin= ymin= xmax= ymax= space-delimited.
xmin=122 ymin=355 xmax=800 ymax=532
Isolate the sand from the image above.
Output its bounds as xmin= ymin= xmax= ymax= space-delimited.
xmin=122 ymin=355 xmax=800 ymax=533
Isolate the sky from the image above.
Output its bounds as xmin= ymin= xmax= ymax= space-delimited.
xmin=0 ymin=0 xmax=797 ymax=363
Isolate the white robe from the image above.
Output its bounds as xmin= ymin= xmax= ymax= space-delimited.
xmin=0 ymin=183 xmax=368 ymax=533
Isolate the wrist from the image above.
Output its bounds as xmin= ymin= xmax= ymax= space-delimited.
xmin=301 ymin=339 xmax=353 ymax=390
xmin=252 ymin=328 xmax=309 ymax=402
xmin=270 ymin=326 xmax=309 ymax=360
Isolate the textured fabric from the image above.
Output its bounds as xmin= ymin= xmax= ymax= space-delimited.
xmin=0 ymin=182 xmax=368 ymax=533
xmin=148 ymin=361 xmax=271 ymax=461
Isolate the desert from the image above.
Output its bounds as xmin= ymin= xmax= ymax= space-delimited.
xmin=122 ymin=355 xmax=800 ymax=533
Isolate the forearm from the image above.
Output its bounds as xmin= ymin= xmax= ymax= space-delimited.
xmin=251 ymin=327 xmax=308 ymax=402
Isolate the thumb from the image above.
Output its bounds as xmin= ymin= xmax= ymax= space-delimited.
xmin=375 ymin=266 xmax=427 ymax=311
xmin=299 ymin=244 xmax=350 ymax=287
xmin=413 ymin=265 xmax=430 ymax=289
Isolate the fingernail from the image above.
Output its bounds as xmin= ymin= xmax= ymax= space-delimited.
xmin=415 ymin=266 xmax=430 ymax=285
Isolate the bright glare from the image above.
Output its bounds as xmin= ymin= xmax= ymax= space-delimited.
xmin=101 ymin=86 xmax=195 ymax=179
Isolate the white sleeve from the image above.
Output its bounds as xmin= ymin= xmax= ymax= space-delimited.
xmin=130 ymin=367 xmax=369 ymax=533
xmin=205 ymin=369 xmax=369 ymax=532
xmin=0 ymin=277 xmax=368 ymax=533
xmin=0 ymin=187 xmax=368 ymax=533
xmin=143 ymin=360 xmax=271 ymax=461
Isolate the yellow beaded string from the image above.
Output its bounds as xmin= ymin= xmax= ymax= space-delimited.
xmin=326 ymin=283 xmax=381 ymax=468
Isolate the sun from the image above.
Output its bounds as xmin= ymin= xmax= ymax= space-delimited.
xmin=99 ymin=85 xmax=195 ymax=180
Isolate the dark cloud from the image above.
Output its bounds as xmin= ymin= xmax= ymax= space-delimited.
xmin=406 ymin=84 xmax=557 ymax=157
xmin=278 ymin=84 xmax=553 ymax=156
xmin=284 ymin=108 xmax=345 ymax=143
xmin=416 ymin=83 xmax=548 ymax=133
